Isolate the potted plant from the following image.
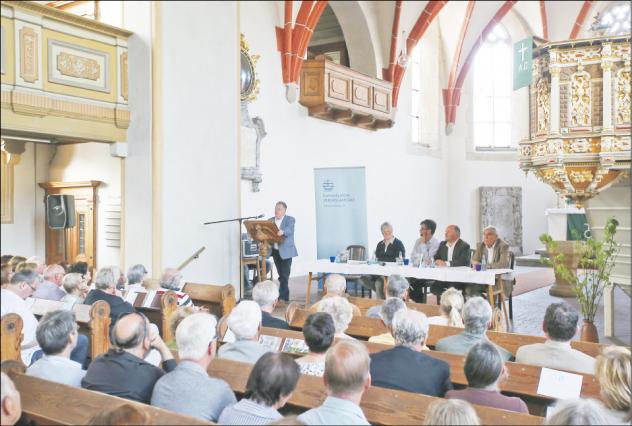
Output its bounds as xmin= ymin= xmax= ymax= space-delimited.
xmin=539 ymin=217 xmax=620 ymax=342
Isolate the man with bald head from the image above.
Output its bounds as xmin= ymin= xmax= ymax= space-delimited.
xmin=431 ymin=225 xmax=471 ymax=301
xmin=298 ymin=340 xmax=371 ymax=425
xmin=82 ymin=312 xmax=176 ymax=403
xmin=32 ymin=264 xmax=66 ymax=300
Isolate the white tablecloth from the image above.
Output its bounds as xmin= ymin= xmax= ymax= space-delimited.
xmin=295 ymin=260 xmax=512 ymax=287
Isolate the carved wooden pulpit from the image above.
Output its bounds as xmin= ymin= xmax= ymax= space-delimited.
xmin=244 ymin=220 xmax=283 ymax=279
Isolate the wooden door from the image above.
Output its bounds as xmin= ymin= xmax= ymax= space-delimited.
xmin=39 ymin=181 xmax=101 ymax=269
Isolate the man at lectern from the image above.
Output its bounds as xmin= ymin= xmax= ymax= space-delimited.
xmin=269 ymin=201 xmax=297 ymax=302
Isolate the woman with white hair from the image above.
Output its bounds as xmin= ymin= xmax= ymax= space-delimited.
xmin=317 ymin=296 xmax=355 ymax=339
xmin=61 ymin=273 xmax=90 ymax=305
xmin=217 ymin=301 xmax=269 ymax=364
xmin=84 ymin=266 xmax=134 ymax=323
xmin=428 ymin=287 xmax=464 ymax=327
xmin=423 ymin=399 xmax=480 ymax=426
xmin=545 ymin=398 xmax=608 ymax=425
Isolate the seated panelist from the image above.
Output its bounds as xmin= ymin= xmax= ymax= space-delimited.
xmin=467 ymin=226 xmax=512 ymax=298
xmin=431 ymin=225 xmax=471 ymax=300
xmin=360 ymin=222 xmax=405 ymax=299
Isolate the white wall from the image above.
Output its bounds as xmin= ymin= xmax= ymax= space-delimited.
xmin=158 ymin=1 xmax=240 ymax=287
xmin=48 ymin=143 xmax=122 ymax=267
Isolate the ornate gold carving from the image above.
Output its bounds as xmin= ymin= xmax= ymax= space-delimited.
xmin=615 ymin=68 xmax=630 ymax=126
xmin=120 ymin=52 xmax=128 ymax=101
xmin=19 ymin=27 xmax=38 ymax=83
xmin=550 ymin=66 xmax=561 ymax=77
xmin=57 ymin=52 xmax=101 ymax=80
xmin=568 ymin=170 xmax=593 ymax=183
xmin=602 ymin=136 xmax=631 ymax=152
xmin=569 ymin=69 xmax=591 ymax=127
xmin=240 ymin=33 xmax=260 ymax=102
xmin=568 ymin=138 xmax=590 ymax=153
xmin=557 ymin=46 xmax=601 ymax=64
xmin=536 ymin=79 xmax=549 ymax=133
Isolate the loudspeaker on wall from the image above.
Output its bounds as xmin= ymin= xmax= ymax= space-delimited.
xmin=46 ymin=195 xmax=76 ymax=229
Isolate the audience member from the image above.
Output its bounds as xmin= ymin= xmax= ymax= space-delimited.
xmin=69 ymin=261 xmax=92 ymax=284
xmin=253 ymin=280 xmax=290 ymax=329
xmin=218 ymin=353 xmax=300 ymax=425
xmin=409 ymin=219 xmax=440 ymax=302
xmin=84 ymin=266 xmax=135 ymax=324
xmin=428 ymin=287 xmax=464 ymax=327
xmin=370 ymin=309 xmax=452 ymax=397
xmin=166 ymin=306 xmax=198 ymax=349
xmin=296 ymin=312 xmax=336 ymax=377
xmin=32 ymin=264 xmax=66 ymax=300
xmin=0 ymin=372 xmax=21 ymax=426
xmin=27 ymin=310 xmax=87 ymax=386
xmin=467 ymin=226 xmax=512 ymax=298
xmin=14 ymin=262 xmax=38 ymax=273
xmin=317 ymin=296 xmax=354 ymax=339
xmin=61 ymin=273 xmax=89 ymax=305
xmin=82 ymin=312 xmax=176 ymax=403
xmin=366 ymin=274 xmax=409 ymax=318
xmin=127 ymin=264 xmax=148 ymax=287
xmin=447 ymin=341 xmax=528 ymax=412
xmin=152 ymin=313 xmax=236 ymax=421
xmin=515 ymin=302 xmax=594 ymax=374
xmin=545 ymin=398 xmax=608 ymax=425
xmin=1 ymin=265 xmax=12 ymax=287
xmin=0 ymin=255 xmax=13 ymax=265
xmin=156 ymin=268 xmax=192 ymax=306
xmin=360 ymin=222 xmax=406 ymax=299
xmin=218 ymin=301 xmax=269 ymax=363
xmin=423 ymin=399 xmax=480 ymax=426
xmin=1 ymin=270 xmax=41 ymax=365
xmin=25 ymin=256 xmax=46 ymax=275
xmin=309 ymin=274 xmax=361 ymax=316
xmin=88 ymin=404 xmax=152 ymax=425
xmin=298 ymin=340 xmax=371 ymax=425
xmin=268 ymin=416 xmax=306 ymax=425
xmin=595 ymin=346 xmax=631 ymax=425
xmin=8 ymin=256 xmax=26 ymax=272
xmin=431 ymin=225 xmax=471 ymax=300
xmin=368 ymin=297 xmax=406 ymax=346
xmin=436 ymin=297 xmax=513 ymax=360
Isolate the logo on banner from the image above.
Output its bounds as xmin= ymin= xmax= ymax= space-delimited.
xmin=322 ymin=180 xmax=334 ymax=192
xmin=513 ymin=37 xmax=533 ymax=90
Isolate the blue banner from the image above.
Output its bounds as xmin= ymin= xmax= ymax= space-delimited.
xmin=314 ymin=167 xmax=368 ymax=260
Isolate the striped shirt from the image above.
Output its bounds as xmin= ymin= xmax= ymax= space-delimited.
xmin=218 ymin=399 xmax=282 ymax=425
xmin=155 ymin=289 xmax=193 ymax=307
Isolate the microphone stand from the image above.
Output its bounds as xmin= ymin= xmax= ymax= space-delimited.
xmin=203 ymin=214 xmax=265 ymax=300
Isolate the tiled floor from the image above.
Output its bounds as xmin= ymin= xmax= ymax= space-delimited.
xmin=278 ymin=271 xmax=631 ymax=346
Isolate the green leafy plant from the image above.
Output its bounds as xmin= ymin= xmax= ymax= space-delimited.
xmin=539 ymin=217 xmax=620 ymax=323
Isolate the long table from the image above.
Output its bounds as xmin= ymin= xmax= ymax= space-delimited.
xmin=296 ymin=259 xmax=512 ymax=305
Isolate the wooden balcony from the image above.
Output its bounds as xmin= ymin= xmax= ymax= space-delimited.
xmin=299 ymin=58 xmax=394 ymax=131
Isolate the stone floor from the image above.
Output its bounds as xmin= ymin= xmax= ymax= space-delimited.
xmin=275 ymin=269 xmax=631 ymax=346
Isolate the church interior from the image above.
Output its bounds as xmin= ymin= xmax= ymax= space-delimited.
xmin=0 ymin=1 xmax=630 ymax=425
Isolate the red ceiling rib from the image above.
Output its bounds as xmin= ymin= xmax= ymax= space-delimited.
xmin=391 ymin=0 xmax=448 ymax=107
xmin=383 ymin=1 xmax=403 ymax=82
xmin=445 ymin=0 xmax=517 ymax=128
xmin=442 ymin=1 xmax=476 ymax=131
xmin=539 ymin=0 xmax=549 ymax=40
xmin=570 ymin=1 xmax=593 ymax=39
xmin=292 ymin=1 xmax=328 ymax=82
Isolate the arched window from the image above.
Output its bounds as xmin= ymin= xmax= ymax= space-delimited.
xmin=597 ymin=2 xmax=631 ymax=35
xmin=473 ymin=24 xmax=512 ymax=150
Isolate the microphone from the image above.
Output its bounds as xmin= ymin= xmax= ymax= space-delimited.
xmin=256 ymin=214 xmax=265 ymax=219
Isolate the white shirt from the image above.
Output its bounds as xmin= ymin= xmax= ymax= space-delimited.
xmin=273 ymin=216 xmax=284 ymax=250
xmin=27 ymin=355 xmax=86 ymax=387
xmin=515 ymin=339 xmax=596 ymax=375
xmin=446 ymin=239 xmax=459 ymax=266
xmin=485 ymin=242 xmax=496 ymax=263
xmin=1 ymin=289 xmax=41 ymax=365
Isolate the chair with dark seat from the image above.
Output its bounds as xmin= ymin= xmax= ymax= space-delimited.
xmin=346 ymin=245 xmax=367 ymax=297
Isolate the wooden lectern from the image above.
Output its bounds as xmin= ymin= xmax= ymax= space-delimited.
xmin=244 ymin=220 xmax=283 ymax=279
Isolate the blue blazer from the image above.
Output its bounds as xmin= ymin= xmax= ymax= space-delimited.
xmin=269 ymin=215 xmax=298 ymax=260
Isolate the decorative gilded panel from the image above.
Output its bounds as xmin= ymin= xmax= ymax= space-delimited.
xmin=536 ymin=78 xmax=549 ymax=133
xmin=556 ymin=47 xmax=601 ymax=64
xmin=120 ymin=51 xmax=128 ymax=101
xmin=19 ymin=26 xmax=38 ymax=83
xmin=569 ymin=68 xmax=591 ymax=127
xmin=615 ymin=68 xmax=630 ymax=126
xmin=47 ymin=39 xmax=110 ymax=92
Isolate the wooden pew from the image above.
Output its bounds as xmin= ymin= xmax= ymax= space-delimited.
xmin=288 ymin=307 xmax=605 ymax=357
xmin=182 ymin=283 xmax=236 ymax=318
xmin=347 ymin=296 xmax=441 ymax=317
xmin=255 ymin=327 xmax=602 ymax=416
xmin=133 ymin=291 xmax=179 ymax=342
xmin=1 ymin=314 xmax=23 ymax=363
xmin=28 ymin=299 xmax=111 ymax=360
xmin=207 ymin=357 xmax=543 ymax=425
xmin=3 ymin=363 xmax=212 ymax=425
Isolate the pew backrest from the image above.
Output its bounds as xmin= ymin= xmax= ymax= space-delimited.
xmin=7 ymin=370 xmax=213 ymax=425
xmin=0 ymin=314 xmax=23 ymax=363
xmin=182 ymin=283 xmax=236 ymax=317
xmin=207 ymin=357 xmax=543 ymax=425
xmin=347 ymin=296 xmax=441 ymax=317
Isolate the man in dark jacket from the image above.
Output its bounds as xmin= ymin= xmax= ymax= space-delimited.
xmin=370 ymin=310 xmax=452 ymax=397
xmin=82 ymin=312 xmax=176 ymax=403
xmin=431 ymin=225 xmax=471 ymax=301
xmin=252 ymin=280 xmax=290 ymax=330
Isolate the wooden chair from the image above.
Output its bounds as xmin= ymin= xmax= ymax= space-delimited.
xmin=217 ymin=314 xmax=229 ymax=341
xmin=3 ymin=366 xmax=213 ymax=425
xmin=182 ymin=283 xmax=236 ymax=318
xmin=0 ymin=314 xmax=23 ymax=364
xmin=346 ymin=245 xmax=367 ymax=296
xmin=160 ymin=291 xmax=179 ymax=343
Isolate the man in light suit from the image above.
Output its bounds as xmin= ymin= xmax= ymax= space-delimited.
xmin=468 ymin=226 xmax=513 ymax=298
xmin=270 ymin=201 xmax=298 ymax=302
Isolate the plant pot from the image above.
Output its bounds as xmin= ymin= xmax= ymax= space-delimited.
xmin=580 ymin=320 xmax=599 ymax=343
